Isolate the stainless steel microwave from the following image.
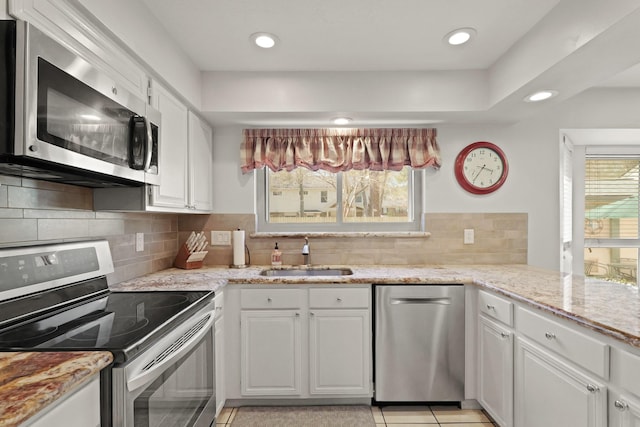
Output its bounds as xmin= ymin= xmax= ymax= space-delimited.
xmin=0 ymin=20 xmax=160 ymax=187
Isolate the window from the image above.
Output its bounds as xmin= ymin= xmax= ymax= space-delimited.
xmin=257 ymin=166 xmax=422 ymax=232
xmin=583 ymin=156 xmax=639 ymax=285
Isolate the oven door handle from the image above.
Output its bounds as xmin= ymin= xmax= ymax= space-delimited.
xmin=127 ymin=311 xmax=214 ymax=392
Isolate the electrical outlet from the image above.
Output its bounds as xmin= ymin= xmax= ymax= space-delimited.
xmin=135 ymin=232 xmax=144 ymax=252
xmin=211 ymin=230 xmax=231 ymax=246
xmin=464 ymin=229 xmax=474 ymax=245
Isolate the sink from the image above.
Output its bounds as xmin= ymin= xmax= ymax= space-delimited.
xmin=260 ymin=267 xmax=354 ymax=277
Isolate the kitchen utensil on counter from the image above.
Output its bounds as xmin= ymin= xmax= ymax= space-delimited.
xmin=175 ymin=231 xmax=209 ymax=269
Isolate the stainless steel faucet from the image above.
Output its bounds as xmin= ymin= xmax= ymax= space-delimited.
xmin=302 ymin=237 xmax=310 ymax=266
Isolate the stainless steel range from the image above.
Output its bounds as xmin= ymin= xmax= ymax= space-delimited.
xmin=0 ymin=239 xmax=217 ymax=427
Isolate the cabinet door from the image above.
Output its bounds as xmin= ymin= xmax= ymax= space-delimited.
xmin=515 ymin=338 xmax=607 ymax=427
xmin=215 ymin=314 xmax=226 ymax=416
xmin=241 ymin=310 xmax=302 ymax=396
xmin=26 ymin=376 xmax=100 ymax=427
xmin=609 ymin=391 xmax=640 ymax=427
xmin=188 ymin=112 xmax=213 ymax=212
xmin=309 ymin=309 xmax=371 ymax=395
xmin=150 ymin=83 xmax=189 ymax=209
xmin=478 ymin=316 xmax=513 ymax=427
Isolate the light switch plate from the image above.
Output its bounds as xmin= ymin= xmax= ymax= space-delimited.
xmin=464 ymin=229 xmax=474 ymax=245
xmin=211 ymin=230 xmax=231 ymax=246
xmin=135 ymin=232 xmax=144 ymax=252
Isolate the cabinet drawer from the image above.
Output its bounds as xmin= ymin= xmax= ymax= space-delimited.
xmin=240 ymin=289 xmax=303 ymax=309
xmin=309 ymin=288 xmax=370 ymax=309
xmin=611 ymin=347 xmax=640 ymax=398
xmin=517 ymin=307 xmax=609 ymax=378
xmin=479 ymin=290 xmax=513 ymax=326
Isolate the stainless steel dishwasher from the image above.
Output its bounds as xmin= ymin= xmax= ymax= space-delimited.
xmin=374 ymin=284 xmax=465 ymax=402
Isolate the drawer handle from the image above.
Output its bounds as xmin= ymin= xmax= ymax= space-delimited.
xmin=336 ymin=297 xmax=342 ymax=302
xmin=615 ymin=400 xmax=628 ymax=411
xmin=586 ymin=384 xmax=599 ymax=393
xmin=486 ymin=304 xmax=495 ymax=310
xmin=295 ymin=312 xmax=300 ymax=317
xmin=267 ymin=297 xmax=272 ymax=302
xmin=544 ymin=332 xmax=556 ymax=340
xmin=500 ymin=332 xmax=510 ymax=338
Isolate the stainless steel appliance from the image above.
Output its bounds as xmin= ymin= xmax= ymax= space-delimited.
xmin=0 ymin=20 xmax=160 ymax=187
xmin=0 ymin=240 xmax=216 ymax=427
xmin=374 ymin=284 xmax=465 ymax=402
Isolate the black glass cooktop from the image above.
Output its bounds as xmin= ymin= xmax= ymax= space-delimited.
xmin=0 ymin=290 xmax=213 ymax=363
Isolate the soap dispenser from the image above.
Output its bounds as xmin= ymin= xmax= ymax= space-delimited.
xmin=271 ymin=242 xmax=282 ymax=267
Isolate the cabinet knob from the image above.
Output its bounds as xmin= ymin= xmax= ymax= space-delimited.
xmin=112 ymin=86 xmax=118 ymax=95
xmin=28 ymin=144 xmax=38 ymax=152
xmin=615 ymin=400 xmax=628 ymax=411
xmin=310 ymin=312 xmax=315 ymax=316
xmin=586 ymin=384 xmax=599 ymax=393
xmin=336 ymin=297 xmax=342 ymax=302
xmin=544 ymin=332 xmax=556 ymax=340
xmin=267 ymin=297 xmax=272 ymax=302
xmin=500 ymin=332 xmax=510 ymax=338
xmin=295 ymin=312 xmax=300 ymax=317
xmin=486 ymin=304 xmax=495 ymax=310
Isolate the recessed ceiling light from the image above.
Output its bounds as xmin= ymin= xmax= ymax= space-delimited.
xmin=444 ymin=28 xmax=476 ymax=46
xmin=333 ymin=117 xmax=352 ymax=125
xmin=524 ymin=90 xmax=558 ymax=102
xmin=250 ymin=32 xmax=278 ymax=49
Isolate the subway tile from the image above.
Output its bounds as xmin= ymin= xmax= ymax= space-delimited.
xmin=38 ymin=219 xmax=90 ymax=240
xmin=0 ymin=208 xmax=23 ymax=219
xmin=8 ymin=186 xmax=92 ymax=210
xmin=24 ymin=209 xmax=95 ymax=219
xmin=0 ymin=184 xmax=7 ymax=208
xmin=89 ymin=219 xmax=125 ymax=237
xmin=0 ymin=175 xmax=22 ymax=186
xmin=0 ymin=219 xmax=38 ymax=243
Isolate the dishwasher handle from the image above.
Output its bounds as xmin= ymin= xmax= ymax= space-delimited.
xmin=390 ymin=297 xmax=451 ymax=305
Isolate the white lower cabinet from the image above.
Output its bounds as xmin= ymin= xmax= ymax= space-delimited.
xmin=214 ymin=292 xmax=226 ymax=416
xmin=233 ymin=286 xmax=372 ymax=400
xmin=478 ymin=316 xmax=513 ymax=427
xmin=515 ymin=337 xmax=607 ymax=427
xmin=25 ymin=376 xmax=100 ymax=427
xmin=309 ymin=309 xmax=370 ymax=395
xmin=609 ymin=391 xmax=640 ymax=427
xmin=241 ymin=309 xmax=303 ymax=396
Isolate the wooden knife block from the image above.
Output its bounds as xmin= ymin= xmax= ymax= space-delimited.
xmin=174 ymin=244 xmax=203 ymax=270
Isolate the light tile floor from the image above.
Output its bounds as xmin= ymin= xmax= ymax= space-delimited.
xmin=215 ymin=406 xmax=496 ymax=426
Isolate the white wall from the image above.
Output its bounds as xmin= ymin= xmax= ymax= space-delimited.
xmin=211 ymin=88 xmax=640 ymax=271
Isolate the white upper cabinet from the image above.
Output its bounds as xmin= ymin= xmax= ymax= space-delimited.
xmin=149 ymin=82 xmax=189 ymax=209
xmin=187 ymin=111 xmax=214 ymax=212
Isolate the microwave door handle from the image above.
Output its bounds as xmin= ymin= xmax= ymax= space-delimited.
xmin=126 ymin=311 xmax=215 ymax=392
xmin=143 ymin=117 xmax=153 ymax=172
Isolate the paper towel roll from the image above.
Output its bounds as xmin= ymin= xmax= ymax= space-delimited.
xmin=233 ymin=229 xmax=245 ymax=266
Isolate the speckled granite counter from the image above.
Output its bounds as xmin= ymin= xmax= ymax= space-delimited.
xmin=0 ymin=351 xmax=113 ymax=427
xmin=110 ymin=264 xmax=640 ymax=349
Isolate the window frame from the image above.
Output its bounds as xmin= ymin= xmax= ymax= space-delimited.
xmin=256 ymin=167 xmax=424 ymax=233
xmin=568 ymin=138 xmax=640 ymax=286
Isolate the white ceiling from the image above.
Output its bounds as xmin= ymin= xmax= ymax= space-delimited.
xmin=139 ymin=0 xmax=640 ymax=126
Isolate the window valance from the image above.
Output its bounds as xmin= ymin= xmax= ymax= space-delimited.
xmin=240 ymin=128 xmax=440 ymax=173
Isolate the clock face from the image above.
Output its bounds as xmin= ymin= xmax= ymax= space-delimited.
xmin=455 ymin=142 xmax=508 ymax=194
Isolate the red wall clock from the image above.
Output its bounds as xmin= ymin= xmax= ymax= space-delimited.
xmin=454 ymin=141 xmax=508 ymax=195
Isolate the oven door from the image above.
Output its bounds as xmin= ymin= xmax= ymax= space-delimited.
xmin=112 ymin=304 xmax=216 ymax=427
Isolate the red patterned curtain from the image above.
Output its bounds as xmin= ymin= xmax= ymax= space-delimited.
xmin=240 ymin=128 xmax=440 ymax=174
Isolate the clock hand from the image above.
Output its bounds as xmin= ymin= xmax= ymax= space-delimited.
xmin=472 ymin=165 xmax=486 ymax=183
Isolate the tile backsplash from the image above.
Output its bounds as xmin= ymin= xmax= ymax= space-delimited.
xmin=0 ymin=174 xmax=527 ymax=287
xmin=179 ymin=212 xmax=528 ymax=266
xmin=0 ymin=176 xmax=179 ymax=284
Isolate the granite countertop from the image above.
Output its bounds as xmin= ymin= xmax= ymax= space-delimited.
xmin=0 ymin=351 xmax=113 ymax=427
xmin=111 ymin=264 xmax=640 ymax=349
